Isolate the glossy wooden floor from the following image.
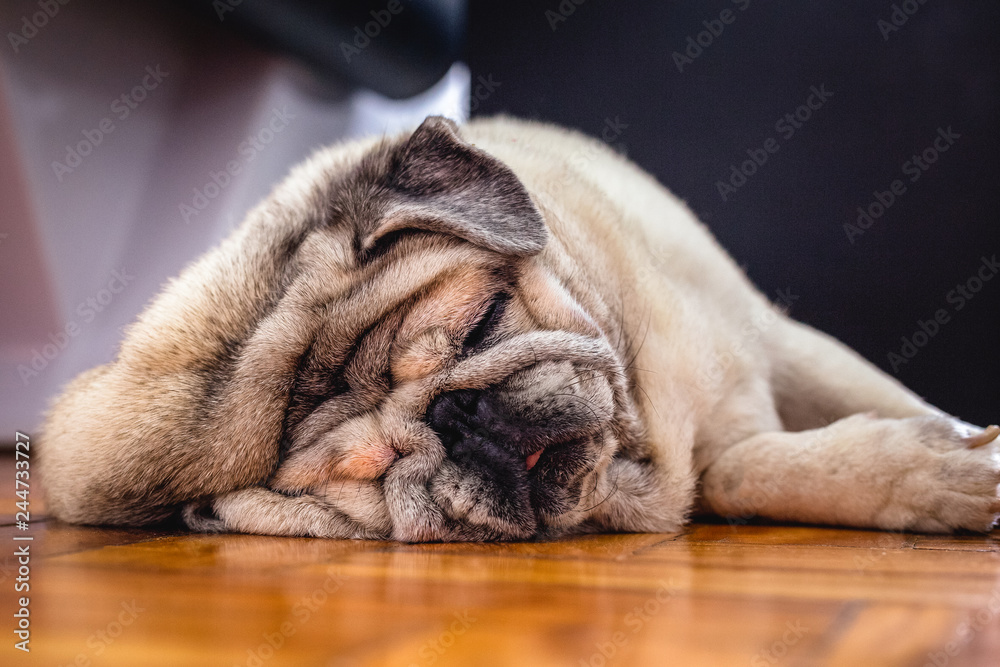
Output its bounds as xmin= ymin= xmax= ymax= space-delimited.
xmin=3 ymin=453 xmax=998 ymax=667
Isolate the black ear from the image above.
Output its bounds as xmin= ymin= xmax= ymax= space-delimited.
xmin=362 ymin=116 xmax=547 ymax=257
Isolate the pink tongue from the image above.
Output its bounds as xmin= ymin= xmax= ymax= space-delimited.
xmin=525 ymin=449 xmax=543 ymax=471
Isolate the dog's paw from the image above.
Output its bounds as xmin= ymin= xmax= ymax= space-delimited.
xmin=874 ymin=416 xmax=1000 ymax=533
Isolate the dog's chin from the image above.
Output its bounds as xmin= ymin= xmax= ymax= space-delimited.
xmin=424 ymin=433 xmax=609 ymax=541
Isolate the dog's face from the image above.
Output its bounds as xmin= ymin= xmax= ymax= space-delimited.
xmin=271 ymin=268 xmax=626 ymax=541
xmin=212 ymin=116 xmax=642 ymax=541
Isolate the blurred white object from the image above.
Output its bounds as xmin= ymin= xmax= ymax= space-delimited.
xmin=0 ymin=1 xmax=470 ymax=438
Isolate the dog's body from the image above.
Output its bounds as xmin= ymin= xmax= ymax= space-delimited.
xmin=39 ymin=116 xmax=1000 ymax=541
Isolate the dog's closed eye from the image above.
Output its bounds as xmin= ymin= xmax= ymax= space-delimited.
xmin=461 ymin=293 xmax=508 ymax=354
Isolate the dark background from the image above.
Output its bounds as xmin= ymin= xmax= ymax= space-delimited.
xmin=463 ymin=1 xmax=999 ymax=426
xmin=162 ymin=0 xmax=1000 ymax=425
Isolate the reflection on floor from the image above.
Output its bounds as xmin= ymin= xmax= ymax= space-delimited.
xmin=2 ymin=453 xmax=998 ymax=666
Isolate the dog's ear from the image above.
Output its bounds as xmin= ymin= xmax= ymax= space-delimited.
xmin=362 ymin=116 xmax=547 ymax=257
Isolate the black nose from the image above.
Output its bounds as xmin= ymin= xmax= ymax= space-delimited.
xmin=426 ymin=389 xmax=524 ymax=469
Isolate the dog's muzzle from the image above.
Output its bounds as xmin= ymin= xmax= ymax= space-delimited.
xmin=422 ymin=359 xmax=618 ymax=538
xmin=428 ymin=388 xmax=550 ymax=476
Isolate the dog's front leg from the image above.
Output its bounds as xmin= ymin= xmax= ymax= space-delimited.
xmin=699 ymin=414 xmax=1000 ymax=532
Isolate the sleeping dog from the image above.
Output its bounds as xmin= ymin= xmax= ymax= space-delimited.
xmin=39 ymin=116 xmax=1000 ymax=541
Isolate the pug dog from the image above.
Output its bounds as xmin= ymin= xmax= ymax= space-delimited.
xmin=39 ymin=116 xmax=1000 ymax=541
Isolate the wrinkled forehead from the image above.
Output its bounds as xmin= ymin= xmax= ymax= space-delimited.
xmin=278 ymin=224 xmax=599 ymax=371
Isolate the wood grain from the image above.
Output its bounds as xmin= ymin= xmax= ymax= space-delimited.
xmin=2 ymin=453 xmax=997 ymax=666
